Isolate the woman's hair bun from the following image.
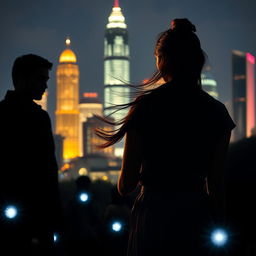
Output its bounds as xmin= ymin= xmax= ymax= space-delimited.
xmin=170 ymin=18 xmax=196 ymax=33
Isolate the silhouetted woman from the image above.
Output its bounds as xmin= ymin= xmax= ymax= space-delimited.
xmin=96 ymin=18 xmax=236 ymax=255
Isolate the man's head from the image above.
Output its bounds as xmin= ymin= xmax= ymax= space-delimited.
xmin=12 ymin=54 xmax=53 ymax=100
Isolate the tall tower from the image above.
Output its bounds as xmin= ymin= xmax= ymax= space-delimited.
xmin=232 ymin=50 xmax=255 ymax=141
xmin=104 ymin=0 xmax=130 ymax=157
xmin=55 ymin=38 xmax=80 ymax=161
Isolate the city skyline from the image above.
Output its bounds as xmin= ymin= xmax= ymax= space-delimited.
xmin=0 ymin=0 xmax=255 ymax=125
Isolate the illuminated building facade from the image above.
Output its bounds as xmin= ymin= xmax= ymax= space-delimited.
xmin=79 ymin=92 xmax=103 ymax=156
xmin=232 ymin=50 xmax=255 ymax=141
xmin=55 ymin=38 xmax=80 ymax=160
xmin=104 ymin=0 xmax=130 ymax=157
xmin=66 ymin=155 xmax=122 ymax=184
xmin=34 ymin=91 xmax=48 ymax=110
xmin=83 ymin=116 xmax=115 ymax=157
xmin=201 ymin=65 xmax=219 ymax=100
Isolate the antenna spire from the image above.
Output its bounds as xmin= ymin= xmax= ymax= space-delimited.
xmin=114 ymin=0 xmax=119 ymax=7
xmin=65 ymin=37 xmax=71 ymax=47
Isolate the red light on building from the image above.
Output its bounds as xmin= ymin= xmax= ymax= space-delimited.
xmin=83 ymin=92 xmax=98 ymax=98
xmin=114 ymin=0 xmax=119 ymax=7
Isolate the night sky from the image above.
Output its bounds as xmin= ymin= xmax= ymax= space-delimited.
xmin=1 ymin=0 xmax=255 ymax=125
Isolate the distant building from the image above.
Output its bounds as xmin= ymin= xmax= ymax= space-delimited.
xmin=232 ymin=50 xmax=255 ymax=141
xmin=201 ymin=65 xmax=219 ymax=100
xmin=83 ymin=115 xmax=115 ymax=157
xmin=79 ymin=92 xmax=103 ymax=156
xmin=55 ymin=38 xmax=80 ymax=160
xmin=67 ymin=154 xmax=122 ymax=184
xmin=104 ymin=0 xmax=130 ymax=157
xmin=34 ymin=91 xmax=48 ymax=110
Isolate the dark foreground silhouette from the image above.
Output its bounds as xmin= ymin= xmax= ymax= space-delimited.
xmin=0 ymin=54 xmax=62 ymax=255
xmin=225 ymin=136 xmax=256 ymax=255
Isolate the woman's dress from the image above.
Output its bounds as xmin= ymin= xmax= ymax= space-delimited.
xmin=127 ymin=81 xmax=236 ymax=256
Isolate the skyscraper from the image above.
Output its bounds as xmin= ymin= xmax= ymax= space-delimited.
xmin=83 ymin=115 xmax=115 ymax=157
xmin=232 ymin=50 xmax=255 ymax=141
xmin=79 ymin=92 xmax=103 ymax=156
xmin=201 ymin=65 xmax=219 ymax=100
xmin=55 ymin=38 xmax=80 ymax=160
xmin=104 ymin=0 xmax=130 ymax=157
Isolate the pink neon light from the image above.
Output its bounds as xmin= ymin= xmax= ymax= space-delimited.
xmin=114 ymin=0 xmax=119 ymax=7
xmin=246 ymin=55 xmax=255 ymax=137
xmin=247 ymin=53 xmax=255 ymax=64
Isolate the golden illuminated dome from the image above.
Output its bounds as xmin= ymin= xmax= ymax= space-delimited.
xmin=59 ymin=38 xmax=77 ymax=63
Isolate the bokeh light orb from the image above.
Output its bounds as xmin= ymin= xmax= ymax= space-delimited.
xmin=54 ymin=233 xmax=59 ymax=243
xmin=112 ymin=221 xmax=122 ymax=232
xmin=4 ymin=205 xmax=18 ymax=219
xmin=211 ymin=228 xmax=228 ymax=247
xmin=79 ymin=192 xmax=89 ymax=203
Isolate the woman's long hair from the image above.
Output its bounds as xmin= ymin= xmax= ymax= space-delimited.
xmin=95 ymin=18 xmax=206 ymax=148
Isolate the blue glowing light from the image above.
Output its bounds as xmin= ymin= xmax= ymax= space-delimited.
xmin=54 ymin=233 xmax=59 ymax=243
xmin=112 ymin=221 xmax=122 ymax=232
xmin=4 ymin=205 xmax=18 ymax=219
xmin=211 ymin=228 xmax=228 ymax=247
xmin=79 ymin=193 xmax=89 ymax=203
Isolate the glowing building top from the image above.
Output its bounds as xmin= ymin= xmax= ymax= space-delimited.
xmin=59 ymin=38 xmax=77 ymax=63
xmin=106 ymin=0 xmax=127 ymax=29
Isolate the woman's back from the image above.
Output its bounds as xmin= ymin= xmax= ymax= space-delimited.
xmin=132 ymin=81 xmax=234 ymax=190
xmin=126 ymin=81 xmax=235 ymax=256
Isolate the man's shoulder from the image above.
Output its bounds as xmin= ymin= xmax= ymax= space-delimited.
xmin=32 ymin=101 xmax=45 ymax=113
xmin=0 ymin=97 xmax=12 ymax=113
xmin=32 ymin=101 xmax=48 ymax=113
xmin=0 ymin=99 xmax=5 ymax=108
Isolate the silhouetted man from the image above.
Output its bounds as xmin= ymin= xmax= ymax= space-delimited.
xmin=0 ymin=54 xmax=62 ymax=255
